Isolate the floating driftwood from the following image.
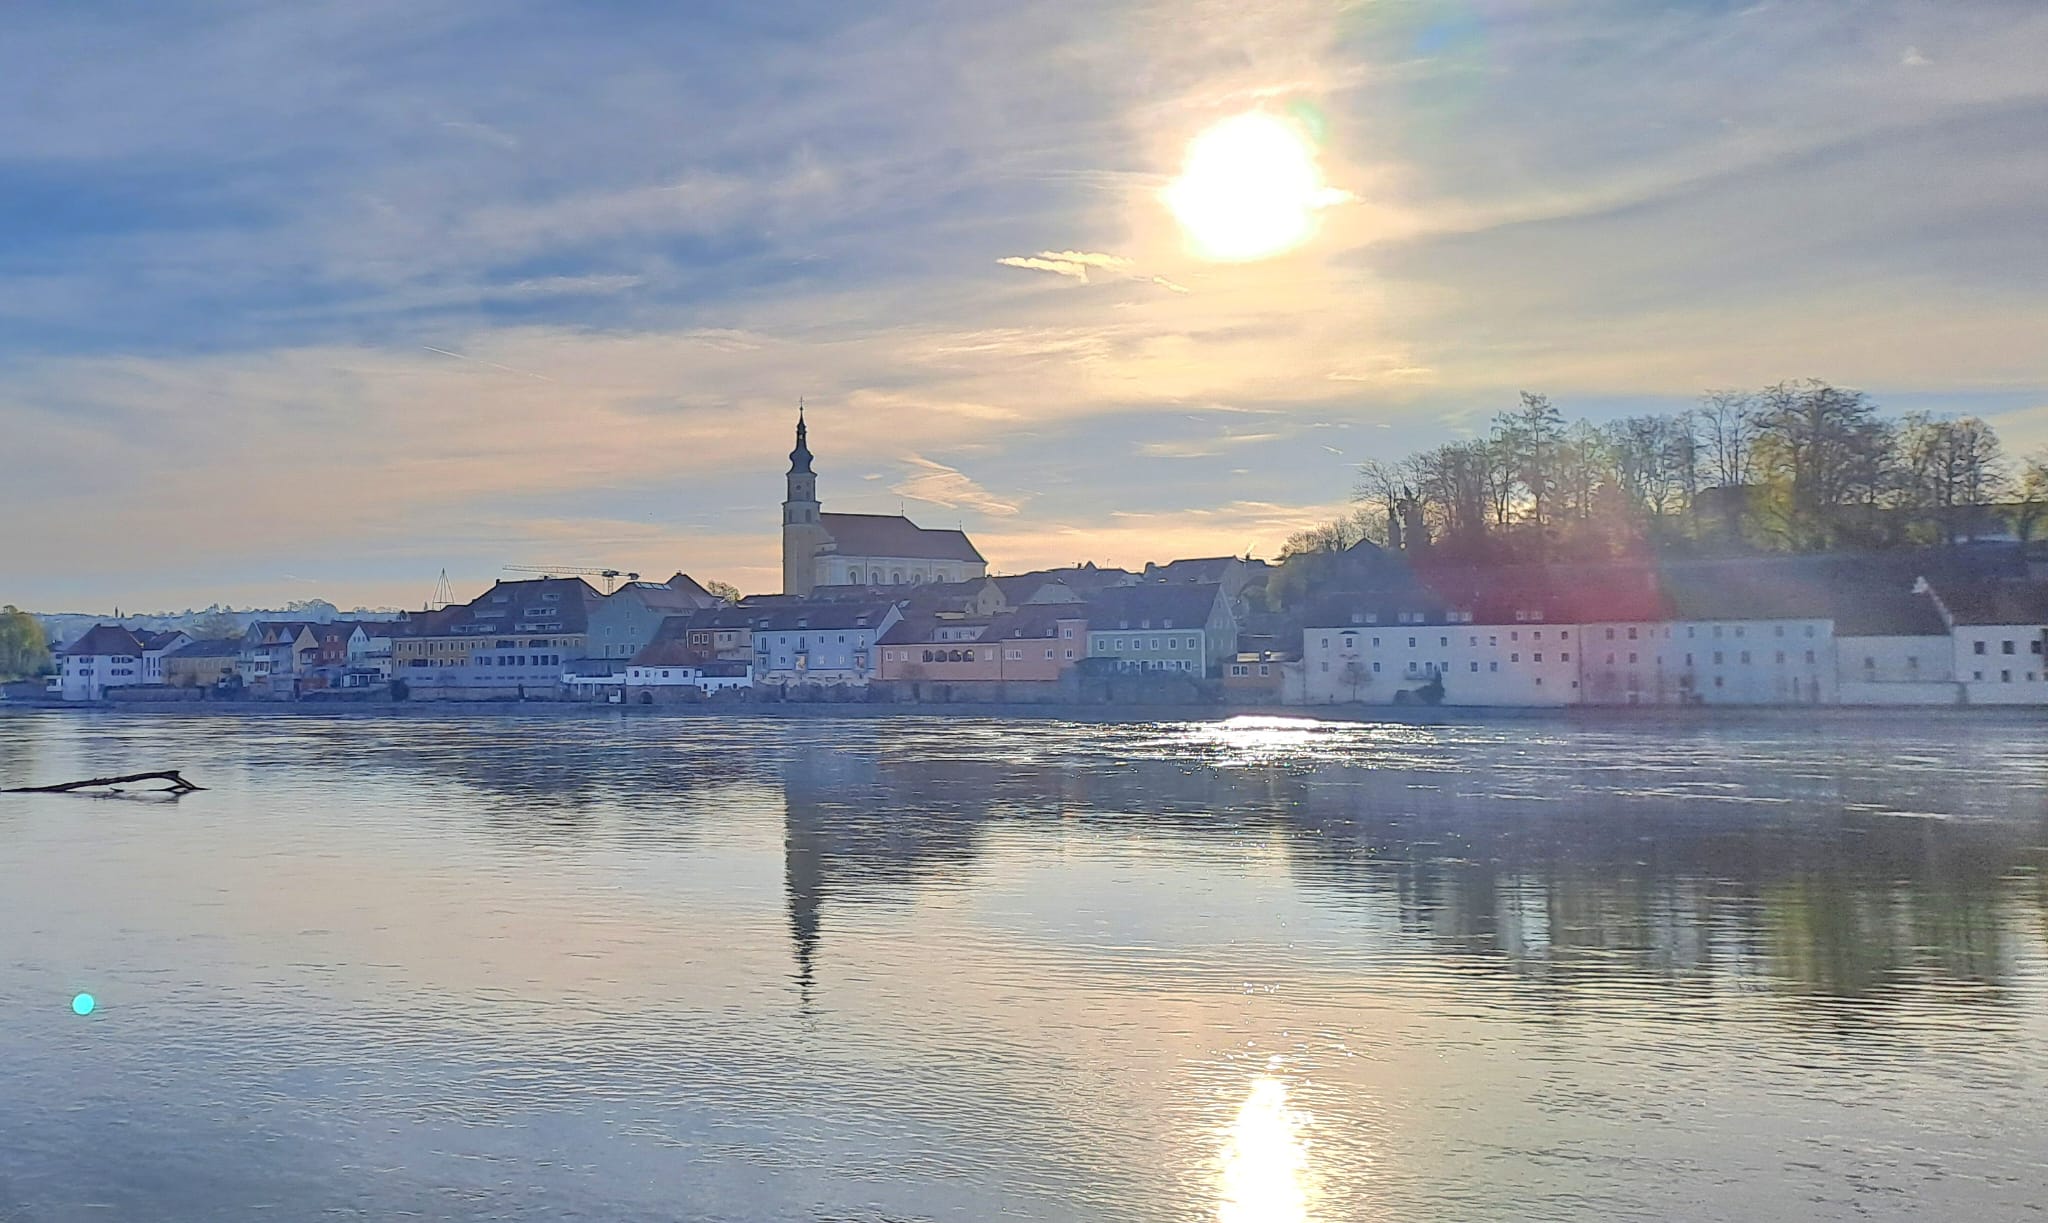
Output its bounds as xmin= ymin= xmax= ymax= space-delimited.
xmin=4 ymin=769 xmax=204 ymax=795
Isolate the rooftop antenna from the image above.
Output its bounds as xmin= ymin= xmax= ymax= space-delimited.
xmin=429 ymin=568 xmax=454 ymax=611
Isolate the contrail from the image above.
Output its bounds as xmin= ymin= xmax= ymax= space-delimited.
xmin=422 ymin=346 xmax=556 ymax=382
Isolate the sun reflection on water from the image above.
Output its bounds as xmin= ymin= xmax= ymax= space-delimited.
xmin=1218 ymin=1077 xmax=1313 ymax=1223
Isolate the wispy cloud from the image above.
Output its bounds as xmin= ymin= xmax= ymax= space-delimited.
xmin=3 ymin=0 xmax=2046 ymax=608
xmin=892 ymin=454 xmax=1023 ymax=517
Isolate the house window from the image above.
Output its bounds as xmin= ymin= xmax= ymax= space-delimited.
xmin=2002 ymin=640 xmax=2016 ymax=655
xmin=1974 ymin=670 xmax=1985 ymax=681
xmin=1774 ymin=625 xmax=1784 ymax=637
xmin=1605 ymin=628 xmax=1615 ymax=640
xmin=1489 ymin=662 xmax=1498 ymax=672
xmin=1776 ymin=651 xmax=1786 ymax=664
xmin=1257 ymin=665 xmax=1269 ymax=676
xmin=1065 ymin=650 xmax=1075 ymax=660
xmin=2002 ymin=670 xmax=2013 ymax=683
xmin=1804 ymin=651 xmax=1815 ymax=664
xmin=1371 ymin=662 xmax=1381 ymax=673
xmin=1440 ymin=636 xmax=1448 ymax=647
xmin=1533 ymin=653 xmax=1543 ymax=663
xmin=1232 ymin=665 xmax=1248 ymax=676
xmin=1627 ymin=627 xmax=1638 ymax=640
xmin=1740 ymin=651 xmax=1751 ymax=664
xmin=1320 ymin=662 xmax=1328 ymax=672
xmin=1714 ymin=676 xmax=1724 ymax=688
xmin=1511 ymin=653 xmax=1519 ymax=663
xmin=1712 ymin=651 xmax=1724 ymax=665
xmin=1907 ymin=656 xmax=1919 ymax=669
xmin=1372 ymin=637 xmax=1380 ymax=647
xmin=1045 ymin=648 xmax=1054 ymax=659
xmin=1628 ymin=653 xmax=1638 ymax=664
xmin=1470 ymin=662 xmax=1479 ymax=672
xmin=1864 ymin=656 xmax=1876 ymax=669
xmin=1407 ymin=637 xmax=1416 ymax=648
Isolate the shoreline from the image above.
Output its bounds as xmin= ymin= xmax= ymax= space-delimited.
xmin=3 ymin=698 xmax=2042 ymax=726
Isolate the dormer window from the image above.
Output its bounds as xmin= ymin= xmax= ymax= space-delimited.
xmin=1365 ymin=613 xmax=1378 ymax=624
xmin=1350 ymin=613 xmax=1364 ymax=625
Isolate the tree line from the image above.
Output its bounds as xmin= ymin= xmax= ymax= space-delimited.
xmin=1285 ymin=381 xmax=2048 ymax=564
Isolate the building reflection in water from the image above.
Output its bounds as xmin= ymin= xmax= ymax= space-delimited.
xmin=770 ymin=718 xmax=2048 ymax=1017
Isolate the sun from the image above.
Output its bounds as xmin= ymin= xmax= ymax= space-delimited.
xmin=1163 ymin=111 xmax=1345 ymax=262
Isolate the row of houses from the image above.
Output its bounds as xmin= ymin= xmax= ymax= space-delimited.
xmin=46 ymin=548 xmax=2048 ymax=708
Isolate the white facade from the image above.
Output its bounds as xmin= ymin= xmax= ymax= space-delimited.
xmin=1301 ymin=619 xmax=1580 ymax=706
xmin=818 ymin=556 xmax=979 ymax=587
xmin=1579 ymin=619 xmax=1834 ymax=706
xmin=623 ymin=663 xmax=752 ymax=692
xmin=58 ymin=650 xmax=142 ymax=700
xmin=1953 ymin=624 xmax=2048 ymax=705
xmin=1833 ymin=634 xmax=1957 ymax=704
xmin=142 ymin=633 xmax=188 ymax=684
xmin=753 ymin=607 xmax=900 ymax=686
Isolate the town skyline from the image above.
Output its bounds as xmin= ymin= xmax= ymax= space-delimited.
xmin=6 ymin=2 xmax=2047 ymax=611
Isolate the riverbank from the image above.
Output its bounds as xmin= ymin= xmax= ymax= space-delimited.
xmin=4 ymin=697 xmax=2043 ymax=727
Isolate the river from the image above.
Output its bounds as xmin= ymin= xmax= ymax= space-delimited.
xmin=3 ymin=710 xmax=2046 ymax=1221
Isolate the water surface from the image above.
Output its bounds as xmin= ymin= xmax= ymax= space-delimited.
xmin=4 ymin=711 xmax=2046 ymax=1221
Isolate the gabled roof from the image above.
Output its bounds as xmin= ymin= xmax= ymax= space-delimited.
xmin=424 ymin=577 xmax=603 ymax=637
xmin=1928 ymin=578 xmax=2048 ymax=626
xmin=166 ymin=637 xmax=245 ymax=659
xmin=606 ymin=577 xmax=717 ymax=612
xmin=1002 ymin=564 xmax=1136 ymax=595
xmin=629 ymin=638 xmax=712 ymax=668
xmin=820 ymin=512 xmax=984 ymax=563
xmin=65 ymin=624 xmax=148 ymax=656
xmin=1146 ymin=556 xmax=1241 ymax=582
xmin=139 ymin=630 xmax=190 ymax=651
xmin=747 ymin=601 xmax=898 ymax=633
xmin=984 ymin=603 xmax=1085 ymax=641
xmin=1083 ymin=583 xmax=1223 ymax=631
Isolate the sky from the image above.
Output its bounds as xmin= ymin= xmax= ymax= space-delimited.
xmin=3 ymin=0 xmax=2046 ymax=612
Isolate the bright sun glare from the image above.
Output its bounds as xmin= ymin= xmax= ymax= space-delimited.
xmin=1164 ymin=112 xmax=1346 ymax=262
xmin=1218 ymin=1077 xmax=1311 ymax=1223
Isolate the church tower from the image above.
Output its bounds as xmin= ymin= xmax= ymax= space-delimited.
xmin=780 ymin=404 xmax=828 ymax=596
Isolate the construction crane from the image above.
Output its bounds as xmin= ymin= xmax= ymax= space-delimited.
xmin=501 ymin=564 xmax=640 ymax=594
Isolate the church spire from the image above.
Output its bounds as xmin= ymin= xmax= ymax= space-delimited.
xmin=789 ymin=399 xmax=813 ymax=474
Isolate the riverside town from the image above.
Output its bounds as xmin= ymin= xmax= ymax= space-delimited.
xmin=14 ymin=389 xmax=2048 ymax=712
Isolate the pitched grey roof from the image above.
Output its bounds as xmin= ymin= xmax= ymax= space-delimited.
xmin=1927 ymin=578 xmax=2048 ymax=626
xmin=65 ymin=624 xmax=148 ymax=656
xmin=1083 ymin=583 xmax=1221 ymax=631
xmin=166 ymin=637 xmax=245 ymax=659
xmin=428 ymin=577 xmax=603 ymax=636
xmin=820 ymin=512 xmax=984 ymax=563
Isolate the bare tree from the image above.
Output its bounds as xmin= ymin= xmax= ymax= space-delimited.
xmin=1698 ymin=390 xmax=1757 ymax=541
xmin=2014 ymin=452 xmax=2048 ymax=543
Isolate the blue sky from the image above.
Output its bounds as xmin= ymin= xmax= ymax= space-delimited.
xmin=4 ymin=0 xmax=2046 ymax=610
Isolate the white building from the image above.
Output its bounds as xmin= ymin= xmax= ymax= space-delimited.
xmin=56 ymin=625 xmax=157 ymax=700
xmin=1576 ymin=618 xmax=1834 ymax=706
xmin=1301 ymin=598 xmax=1581 ymax=707
xmin=1834 ymin=588 xmax=1959 ymax=705
xmin=750 ymin=601 xmax=901 ymax=687
xmin=1927 ymin=578 xmax=2048 ymax=706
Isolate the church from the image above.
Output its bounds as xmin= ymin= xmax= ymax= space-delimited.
xmin=780 ymin=408 xmax=987 ymax=596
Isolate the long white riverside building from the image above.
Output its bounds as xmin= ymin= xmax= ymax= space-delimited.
xmin=1294 ymin=559 xmax=2048 ymax=709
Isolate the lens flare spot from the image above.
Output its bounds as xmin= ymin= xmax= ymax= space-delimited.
xmin=1218 ymin=1077 xmax=1312 ymax=1223
xmin=1163 ymin=112 xmax=1349 ymax=262
xmin=71 ymin=993 xmax=96 ymax=1016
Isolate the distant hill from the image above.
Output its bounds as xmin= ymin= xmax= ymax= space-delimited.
xmin=33 ymin=602 xmax=405 ymax=650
